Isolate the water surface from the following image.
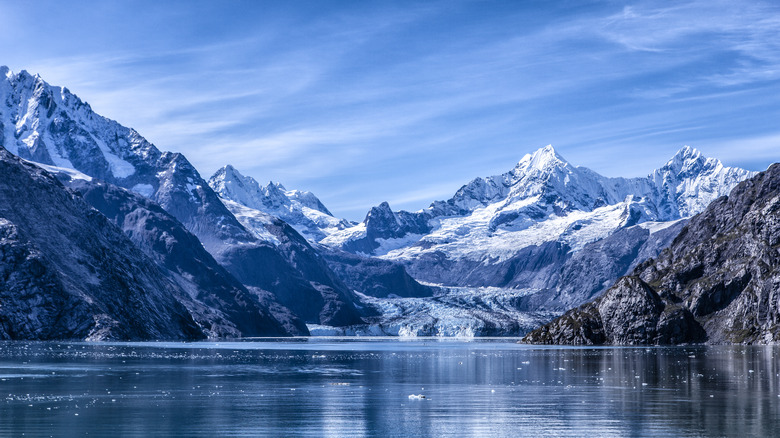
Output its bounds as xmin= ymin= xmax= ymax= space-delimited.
xmin=1 ymin=338 xmax=778 ymax=437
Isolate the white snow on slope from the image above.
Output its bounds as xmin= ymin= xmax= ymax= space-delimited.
xmin=209 ymin=164 xmax=355 ymax=242
xmin=324 ymin=145 xmax=756 ymax=264
xmin=28 ymin=161 xmax=93 ymax=182
xmin=1 ymin=68 xmax=137 ymax=180
xmin=220 ymin=199 xmax=281 ymax=245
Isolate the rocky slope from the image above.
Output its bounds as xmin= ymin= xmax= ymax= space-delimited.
xmin=0 ymin=67 xmax=363 ymax=328
xmin=524 ymin=163 xmax=780 ymax=345
xmin=57 ymin=174 xmax=304 ymax=336
xmin=0 ymin=147 xmax=204 ymax=341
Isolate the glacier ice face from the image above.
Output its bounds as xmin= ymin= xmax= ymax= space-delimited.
xmin=307 ymin=287 xmax=557 ymax=337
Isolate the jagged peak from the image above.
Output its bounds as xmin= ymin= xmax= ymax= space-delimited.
xmin=515 ymin=144 xmax=570 ymax=173
xmin=670 ymin=145 xmax=703 ymax=162
xmin=654 ymin=146 xmax=716 ymax=177
xmin=0 ymin=65 xmax=9 ymax=79
xmin=265 ymin=181 xmax=286 ymax=192
xmin=364 ymin=201 xmax=395 ymax=224
xmin=212 ymin=164 xmax=244 ymax=180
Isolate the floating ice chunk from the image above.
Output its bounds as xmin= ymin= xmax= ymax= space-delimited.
xmin=408 ymin=394 xmax=426 ymax=400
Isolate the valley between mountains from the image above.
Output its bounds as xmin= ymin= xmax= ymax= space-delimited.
xmin=1 ymin=66 xmax=776 ymax=344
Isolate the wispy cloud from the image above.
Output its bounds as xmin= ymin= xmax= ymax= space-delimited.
xmin=4 ymin=0 xmax=780 ymax=220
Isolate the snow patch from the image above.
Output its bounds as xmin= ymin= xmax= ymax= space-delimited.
xmin=29 ymin=161 xmax=93 ymax=182
xmin=131 ymin=183 xmax=155 ymax=198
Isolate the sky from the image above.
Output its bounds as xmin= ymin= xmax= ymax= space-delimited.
xmin=2 ymin=0 xmax=780 ymax=220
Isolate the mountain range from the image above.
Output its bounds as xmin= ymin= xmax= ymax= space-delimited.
xmin=0 ymin=66 xmax=769 ymax=340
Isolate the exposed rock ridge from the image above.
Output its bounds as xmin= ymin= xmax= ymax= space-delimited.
xmin=524 ymin=163 xmax=780 ymax=345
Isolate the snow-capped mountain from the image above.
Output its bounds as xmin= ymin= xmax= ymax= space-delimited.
xmin=314 ymin=145 xmax=750 ymax=269
xmin=213 ymin=143 xmax=757 ymax=334
xmin=0 ymin=67 xmax=365 ymax=329
xmin=208 ymin=167 xmax=440 ymax=301
xmin=319 ymin=145 xmax=755 ymax=263
xmin=209 ymin=165 xmax=354 ymax=242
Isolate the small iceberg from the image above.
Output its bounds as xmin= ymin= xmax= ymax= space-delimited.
xmin=408 ymin=394 xmax=426 ymax=400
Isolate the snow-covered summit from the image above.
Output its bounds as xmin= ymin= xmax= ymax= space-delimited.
xmin=0 ymin=67 xmax=158 ymax=182
xmin=318 ymin=144 xmax=757 ymax=272
xmin=208 ymin=164 xmax=354 ymax=242
xmin=648 ymin=145 xmax=753 ymax=219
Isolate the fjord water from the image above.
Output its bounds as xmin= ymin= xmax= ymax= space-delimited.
xmin=1 ymin=340 xmax=779 ymax=437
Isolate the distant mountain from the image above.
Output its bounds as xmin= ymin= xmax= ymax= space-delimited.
xmin=310 ymin=145 xmax=754 ymax=310
xmin=0 ymin=147 xmax=204 ymax=340
xmin=209 ymin=165 xmax=354 ymax=242
xmin=524 ymin=163 xmax=780 ymax=345
xmin=0 ymin=67 xmax=363 ymax=328
xmin=324 ymin=145 xmax=753 ymax=259
xmin=211 ymin=145 xmax=756 ymax=336
xmin=209 ymin=165 xmax=438 ymax=301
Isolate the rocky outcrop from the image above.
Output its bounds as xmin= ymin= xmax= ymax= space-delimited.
xmin=0 ymin=147 xmax=204 ymax=340
xmin=519 ymin=220 xmax=686 ymax=311
xmin=524 ymin=163 xmax=780 ymax=345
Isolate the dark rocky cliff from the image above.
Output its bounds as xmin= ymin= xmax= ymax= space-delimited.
xmin=67 ymin=179 xmax=304 ymax=336
xmin=0 ymin=147 xmax=203 ymax=340
xmin=524 ymin=163 xmax=780 ymax=345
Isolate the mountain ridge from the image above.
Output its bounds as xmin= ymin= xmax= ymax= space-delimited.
xmin=523 ymin=162 xmax=780 ymax=345
xmin=1 ymin=67 xmax=365 ymax=329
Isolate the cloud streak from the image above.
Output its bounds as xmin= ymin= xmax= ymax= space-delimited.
xmin=3 ymin=0 xmax=780 ymax=220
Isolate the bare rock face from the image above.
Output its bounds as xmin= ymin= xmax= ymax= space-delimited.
xmin=66 ymin=179 xmax=304 ymax=337
xmin=524 ymin=163 xmax=780 ymax=345
xmin=0 ymin=147 xmax=203 ymax=341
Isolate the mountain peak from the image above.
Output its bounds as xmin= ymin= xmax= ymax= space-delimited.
xmin=516 ymin=144 xmax=569 ymax=173
xmin=266 ymin=181 xmax=287 ymax=192
xmin=222 ymin=164 xmax=238 ymax=173
xmin=214 ymin=164 xmax=242 ymax=180
xmin=659 ymin=146 xmax=710 ymax=176
xmin=671 ymin=145 xmax=703 ymax=162
xmin=0 ymin=66 xmax=9 ymax=79
xmin=364 ymin=201 xmax=399 ymax=229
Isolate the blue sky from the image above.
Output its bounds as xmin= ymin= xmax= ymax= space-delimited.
xmin=2 ymin=0 xmax=780 ymax=220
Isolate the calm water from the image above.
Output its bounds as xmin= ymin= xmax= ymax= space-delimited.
xmin=1 ymin=339 xmax=779 ymax=437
